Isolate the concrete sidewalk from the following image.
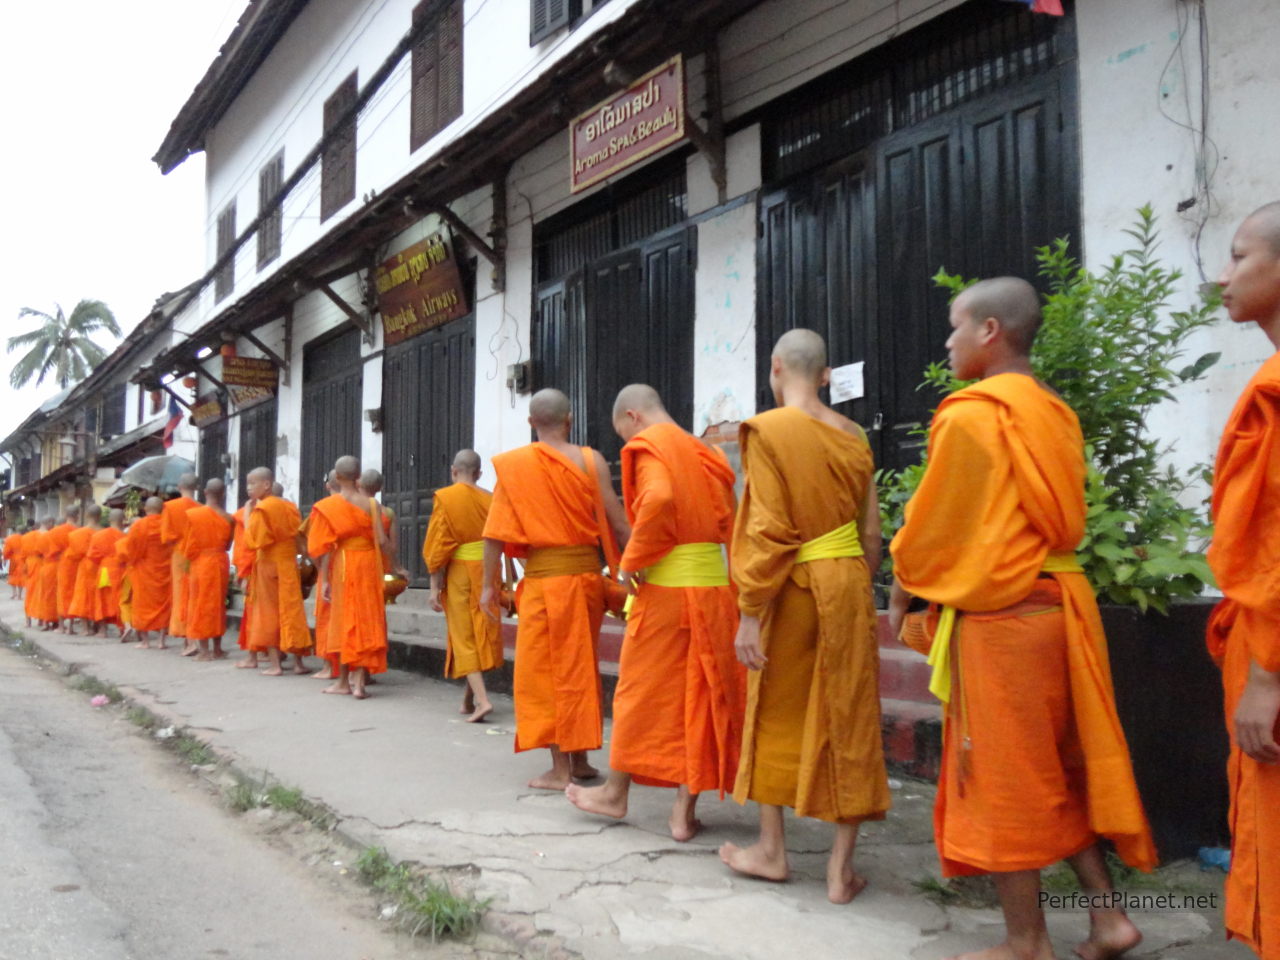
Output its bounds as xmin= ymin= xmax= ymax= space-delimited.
xmin=0 ymin=597 xmax=1247 ymax=960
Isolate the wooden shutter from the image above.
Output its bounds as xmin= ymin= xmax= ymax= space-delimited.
xmin=438 ymin=1 xmax=463 ymax=129
xmin=530 ymin=0 xmax=579 ymax=45
xmin=257 ymin=151 xmax=284 ymax=269
xmin=215 ymin=201 xmax=236 ymax=302
xmin=410 ymin=0 xmax=463 ymax=152
xmin=321 ymin=72 xmax=357 ymax=223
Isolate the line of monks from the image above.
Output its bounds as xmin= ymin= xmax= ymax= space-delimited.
xmin=4 ymin=206 xmax=1279 ymax=960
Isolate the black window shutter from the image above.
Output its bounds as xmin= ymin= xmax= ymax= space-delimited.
xmin=215 ymin=200 xmax=236 ymax=302
xmin=410 ymin=1 xmax=439 ymax=152
xmin=257 ymin=151 xmax=284 ymax=269
xmin=321 ymin=72 xmax=357 ymax=223
xmin=530 ymin=0 xmax=579 ymax=45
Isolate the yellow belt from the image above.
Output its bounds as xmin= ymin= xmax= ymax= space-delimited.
xmin=795 ymin=520 xmax=863 ymax=564
xmin=927 ymin=551 xmax=1083 ymax=703
xmin=454 ymin=540 xmax=484 ymax=562
xmin=645 ymin=542 xmax=729 ymax=588
xmin=523 ymin=544 xmax=600 ymax=578
xmin=98 ymin=567 xmax=111 ymax=588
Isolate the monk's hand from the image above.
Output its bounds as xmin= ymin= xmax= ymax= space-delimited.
xmin=618 ymin=569 xmax=643 ymax=595
xmin=1235 ymin=662 xmax=1280 ymax=764
xmin=321 ymin=581 xmax=332 ymax=603
xmin=479 ymin=583 xmax=500 ymax=623
xmin=734 ymin=615 xmax=767 ymax=670
xmin=887 ymin=579 xmax=911 ymax=641
xmin=428 ymin=589 xmax=443 ymax=613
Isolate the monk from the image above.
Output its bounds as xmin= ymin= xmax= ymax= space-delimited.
xmin=1207 ymin=202 xmax=1280 ymax=960
xmin=114 ymin=528 xmax=136 ymax=643
xmin=307 ymin=456 xmax=390 ymax=699
xmin=183 ymin=479 xmax=235 ymax=661
xmin=21 ymin=520 xmax=45 ymax=627
xmin=890 ymin=278 xmax=1155 ymax=960
xmin=480 ymin=388 xmax=630 ymax=789
xmin=303 ymin=471 xmax=342 ymax=680
xmin=90 ymin=509 xmax=127 ymax=637
xmin=68 ymin=504 xmax=103 ymax=633
xmin=53 ymin=505 xmax=80 ymax=632
xmin=242 ymin=467 xmax=311 ymax=676
xmin=4 ymin=524 xmax=24 ymax=599
xmin=125 ymin=497 xmax=174 ymax=648
xmin=718 ymin=330 xmax=889 ymax=904
xmin=231 ymin=496 xmax=257 ymax=661
xmin=423 ymin=449 xmax=502 ymax=721
xmin=359 ymin=469 xmax=406 ymax=570
xmin=567 ymin=385 xmax=745 ymax=841
xmin=34 ymin=516 xmax=64 ymax=630
xmin=161 ymin=473 xmax=200 ymax=655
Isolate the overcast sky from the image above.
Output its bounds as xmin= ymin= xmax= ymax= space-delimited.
xmin=0 ymin=1 xmax=243 ymax=439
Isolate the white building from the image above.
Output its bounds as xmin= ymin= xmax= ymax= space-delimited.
xmin=137 ymin=0 xmax=1280 ymax=585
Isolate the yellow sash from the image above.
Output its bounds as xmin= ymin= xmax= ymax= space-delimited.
xmin=98 ymin=567 xmax=110 ymax=588
xmin=795 ymin=520 xmax=863 ymax=564
xmin=454 ymin=540 xmax=484 ymax=562
xmin=927 ymin=551 xmax=1084 ymax=703
xmin=645 ymin=542 xmax=729 ymax=587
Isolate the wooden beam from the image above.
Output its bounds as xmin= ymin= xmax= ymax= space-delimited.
xmin=239 ymin=328 xmax=291 ymax=373
xmin=160 ymin=382 xmax=193 ymax=411
xmin=684 ymin=41 xmax=726 ymax=204
xmin=419 ymin=201 xmax=506 ymax=293
xmin=189 ymin=357 xmax=228 ymax=392
xmin=308 ymin=280 xmax=375 ymax=344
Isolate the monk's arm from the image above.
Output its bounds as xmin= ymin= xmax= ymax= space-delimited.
xmin=858 ymin=475 xmax=882 ymax=574
xmin=478 ymin=538 xmax=504 ymax=621
xmin=619 ymin=450 xmax=676 ymax=578
xmin=1237 ymin=660 xmax=1280 ymax=764
xmin=317 ymin=552 xmax=332 ymax=602
xmin=592 ymin=450 xmax=631 ymax=550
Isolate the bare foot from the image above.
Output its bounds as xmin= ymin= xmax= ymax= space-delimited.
xmin=195 ymin=652 xmax=214 ymax=662
xmin=352 ymin=689 xmax=370 ymax=700
xmin=669 ymin=806 xmax=702 ymax=843
xmin=1075 ymin=912 xmax=1142 ymax=960
xmin=323 ymin=682 xmax=352 ymax=696
xmin=235 ymin=659 xmax=259 ymax=669
xmin=827 ymin=862 xmax=868 ymax=904
xmin=310 ymin=668 xmax=336 ymax=679
xmin=212 ymin=650 xmax=228 ymax=660
xmin=135 ymin=640 xmax=151 ymax=650
xmin=292 ymin=661 xmax=308 ymax=675
xmin=466 ymin=702 xmax=493 ymax=723
xmin=528 ymin=769 xmax=572 ymax=790
xmin=180 ymin=644 xmax=199 ymax=657
xmin=260 ymin=667 xmax=284 ymax=677
xmin=460 ymin=691 xmax=475 ymax=714
xmin=570 ymin=757 xmax=600 ymax=780
xmin=565 ymin=783 xmax=627 ymax=819
xmin=719 ymin=842 xmax=789 ymax=882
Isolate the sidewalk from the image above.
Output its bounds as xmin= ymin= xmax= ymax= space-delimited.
xmin=0 ymin=597 xmax=1247 ymax=960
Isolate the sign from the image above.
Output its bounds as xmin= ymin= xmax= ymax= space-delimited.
xmin=190 ymin=393 xmax=225 ymax=428
xmin=375 ymin=229 xmax=471 ymax=346
xmin=221 ymin=356 xmax=278 ymax=389
xmin=570 ymin=54 xmax=685 ymax=194
xmin=829 ymin=361 xmax=865 ymax=404
xmin=227 ymin=384 xmax=275 ymax=410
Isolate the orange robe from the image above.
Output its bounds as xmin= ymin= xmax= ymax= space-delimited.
xmin=67 ymin=527 xmax=98 ymax=619
xmin=891 ymin=372 xmax=1156 ymax=877
xmin=181 ymin=506 xmax=233 ymax=641
xmin=4 ymin=533 xmax=24 ymax=587
xmin=301 ymin=511 xmax=336 ymax=670
xmin=611 ymin=422 xmax=745 ymax=795
xmin=232 ymin=507 xmax=255 ymax=650
xmin=307 ymin=495 xmax=387 ymax=673
xmin=89 ymin=527 xmax=126 ymax=624
xmin=483 ymin=443 xmax=614 ymax=754
xmin=161 ymin=495 xmax=199 ymax=638
xmin=1206 ymin=351 xmax=1280 ymax=958
xmin=422 ymin=483 xmax=502 ymax=679
xmin=25 ymin=530 xmax=52 ymax=622
xmin=124 ymin=516 xmax=172 ymax=631
xmin=732 ymin=407 xmax=889 ymax=823
xmin=51 ymin=522 xmax=76 ymax=620
xmin=113 ymin=537 xmax=133 ymax=627
xmin=244 ymin=496 xmax=311 ymax=655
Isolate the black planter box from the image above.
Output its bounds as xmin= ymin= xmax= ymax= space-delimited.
xmin=1102 ymin=600 xmax=1231 ymax=862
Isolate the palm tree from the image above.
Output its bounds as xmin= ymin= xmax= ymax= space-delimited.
xmin=7 ymin=300 xmax=122 ymax=389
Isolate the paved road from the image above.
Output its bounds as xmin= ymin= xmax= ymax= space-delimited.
xmin=0 ymin=645 xmax=448 ymax=960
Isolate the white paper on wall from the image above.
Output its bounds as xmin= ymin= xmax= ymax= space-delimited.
xmin=829 ymin=361 xmax=865 ymax=403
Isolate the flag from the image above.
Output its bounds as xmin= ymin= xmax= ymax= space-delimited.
xmin=162 ymin=394 xmax=183 ymax=449
xmin=1002 ymin=0 xmax=1065 ymax=14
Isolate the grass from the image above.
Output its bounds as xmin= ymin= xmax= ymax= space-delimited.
xmin=226 ymin=781 xmax=261 ymax=813
xmin=355 ymin=846 xmax=488 ymax=941
xmin=71 ymin=673 xmax=123 ymax=703
xmin=265 ymin=785 xmax=304 ymax=812
xmin=173 ymin=733 xmax=216 ymax=766
xmin=126 ymin=706 xmax=156 ymax=730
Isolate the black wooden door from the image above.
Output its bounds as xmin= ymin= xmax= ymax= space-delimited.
xmin=382 ymin=317 xmax=475 ymax=586
xmin=300 ymin=328 xmax=362 ymax=515
xmin=237 ymin=398 xmax=278 ymax=504
xmin=198 ymin=419 xmax=228 ymax=486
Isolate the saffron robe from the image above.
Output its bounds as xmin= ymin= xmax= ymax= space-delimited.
xmin=181 ymin=506 xmax=233 ymax=641
xmin=244 ymin=496 xmax=311 ymax=655
xmin=611 ymin=422 xmax=745 ymax=795
xmin=4 ymin=533 xmax=23 ymax=587
xmin=301 ymin=510 xmax=337 ymax=671
xmin=891 ymin=372 xmax=1156 ymax=877
xmin=232 ymin=506 xmax=255 ymax=650
xmin=113 ymin=537 xmax=133 ymax=627
xmin=732 ymin=407 xmax=889 ymax=823
xmin=422 ymin=483 xmax=502 ymax=679
xmin=123 ymin=515 xmax=173 ymax=631
xmin=483 ymin=443 xmax=614 ymax=754
xmin=67 ymin=526 xmax=99 ymax=619
xmin=25 ymin=530 xmax=54 ymax=622
xmin=161 ymin=495 xmax=199 ymax=638
xmin=50 ymin=522 xmax=76 ymax=619
xmin=1206 ymin=351 xmax=1280 ymax=958
xmin=89 ymin=527 xmax=126 ymax=623
xmin=307 ymin=495 xmax=388 ymax=673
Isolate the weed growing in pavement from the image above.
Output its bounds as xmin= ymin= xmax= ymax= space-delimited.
xmin=126 ymin=706 xmax=156 ymax=730
xmin=226 ymin=781 xmax=261 ymax=813
xmin=173 ymin=734 xmax=215 ymax=766
xmin=265 ymin=785 xmax=304 ymax=812
xmin=70 ymin=674 xmax=123 ymax=703
xmin=355 ymin=846 xmax=488 ymax=942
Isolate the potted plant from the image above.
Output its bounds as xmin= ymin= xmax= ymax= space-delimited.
xmin=879 ymin=207 xmax=1229 ymax=860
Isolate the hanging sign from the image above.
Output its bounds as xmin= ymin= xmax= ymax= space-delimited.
xmin=375 ymin=228 xmax=471 ymax=346
xmin=190 ymin=393 xmax=225 ymax=428
xmin=221 ymin=356 xmax=278 ymax=410
xmin=570 ymin=54 xmax=685 ymax=194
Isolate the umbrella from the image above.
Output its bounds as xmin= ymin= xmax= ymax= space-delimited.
xmin=112 ymin=455 xmax=197 ymax=499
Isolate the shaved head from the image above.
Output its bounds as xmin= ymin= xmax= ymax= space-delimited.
xmin=334 ymin=456 xmax=360 ymax=482
xmin=956 ymin=277 xmax=1042 ymax=355
xmin=205 ymin=478 xmax=226 ymax=505
xmin=85 ymin=504 xmax=102 ymax=522
xmin=772 ymin=329 xmax=828 ymax=380
xmin=145 ymin=497 xmax=163 ymax=515
xmin=65 ymin=504 xmax=80 ymax=521
xmin=452 ymin=449 xmax=481 ymax=476
xmin=271 ymin=482 xmax=285 ymax=497
xmin=359 ymin=469 xmax=383 ymax=494
xmin=109 ymin=508 xmax=125 ymax=527
xmin=326 ymin=469 xmax=339 ymax=493
xmin=178 ymin=472 xmax=198 ymax=494
xmin=247 ymin=466 xmax=274 ymax=484
xmin=41 ymin=516 xmax=54 ymax=528
xmin=1244 ymin=201 xmax=1280 ymax=256
xmin=612 ymin=384 xmax=664 ymax=422
xmin=529 ymin=389 xmax=571 ymax=430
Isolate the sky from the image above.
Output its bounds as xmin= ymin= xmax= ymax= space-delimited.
xmin=0 ymin=1 xmax=245 ymax=439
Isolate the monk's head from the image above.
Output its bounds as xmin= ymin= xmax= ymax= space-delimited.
xmin=947 ymin=277 xmax=1041 ymax=381
xmin=178 ymin=472 xmax=198 ymax=497
xmin=450 ymin=449 xmax=481 ymax=484
xmin=144 ymin=496 xmax=164 ymax=516
xmin=245 ymin=467 xmax=274 ymax=502
xmin=65 ymin=504 xmax=81 ymax=523
xmin=1220 ymin=202 xmax=1280 ymax=331
xmin=205 ymin=478 xmax=226 ymax=509
xmin=108 ymin=508 xmax=125 ymax=529
xmin=612 ymin=383 xmax=673 ymax=443
xmin=769 ymin=329 xmax=829 ymax=404
xmin=84 ymin=503 xmax=102 ymax=526
xmin=41 ymin=516 xmax=55 ymax=530
xmin=528 ymin=388 xmax=572 ymax=440
xmin=271 ymin=482 xmax=285 ymax=498
xmin=358 ymin=469 xmax=383 ymax=496
xmin=325 ymin=469 xmax=339 ymax=494
xmin=333 ymin=456 xmax=360 ymax=490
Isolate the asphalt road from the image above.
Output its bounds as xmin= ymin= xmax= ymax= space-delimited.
xmin=0 ymin=645 xmax=442 ymax=960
